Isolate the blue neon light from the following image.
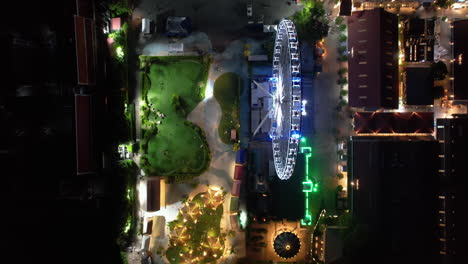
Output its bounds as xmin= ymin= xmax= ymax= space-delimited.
xmin=291 ymin=132 xmax=301 ymax=139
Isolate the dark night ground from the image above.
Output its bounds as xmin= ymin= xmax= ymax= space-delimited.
xmin=3 ymin=1 xmax=120 ymax=264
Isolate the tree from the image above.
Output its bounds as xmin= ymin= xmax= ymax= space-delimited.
xmin=337 ymin=173 xmax=344 ymax=179
xmin=431 ymin=61 xmax=448 ymax=80
xmin=434 ymin=85 xmax=445 ymax=99
xmin=291 ymin=1 xmax=329 ymax=44
xmin=434 ymin=0 xmax=455 ymax=8
xmin=109 ymin=1 xmax=132 ymax=17
xmin=340 ymin=89 xmax=348 ymax=96
xmin=262 ymin=38 xmax=275 ymax=62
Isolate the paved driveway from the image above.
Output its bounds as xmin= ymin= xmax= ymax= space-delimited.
xmin=133 ymin=0 xmax=301 ymax=49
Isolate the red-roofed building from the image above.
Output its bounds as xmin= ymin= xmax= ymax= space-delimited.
xmin=354 ymin=112 xmax=374 ymax=133
xmin=146 ymin=178 xmax=161 ymax=212
xmin=453 ymin=20 xmax=468 ymax=100
xmin=75 ymin=94 xmax=95 ymax=175
xmin=75 ymin=0 xmax=93 ymax=18
xmin=74 ymin=15 xmax=96 ymax=85
xmin=111 ymin=17 xmax=122 ymax=31
xmin=392 ymin=112 xmax=411 ymax=133
xmin=373 ymin=112 xmax=393 ymax=133
xmin=354 ymin=112 xmax=434 ymax=135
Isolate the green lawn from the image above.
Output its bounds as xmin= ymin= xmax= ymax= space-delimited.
xmin=213 ymin=72 xmax=241 ymax=144
xmin=139 ymin=56 xmax=211 ymax=180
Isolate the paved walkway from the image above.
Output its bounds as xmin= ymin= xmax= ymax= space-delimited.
xmin=307 ymin=0 xmax=344 ymax=214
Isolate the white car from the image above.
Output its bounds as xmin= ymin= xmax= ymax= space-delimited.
xmin=338 ymin=142 xmax=347 ymax=151
xmin=247 ymin=4 xmax=252 ymax=17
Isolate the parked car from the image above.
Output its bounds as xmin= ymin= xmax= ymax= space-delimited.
xmin=339 ymin=165 xmax=347 ymax=172
xmin=247 ymin=3 xmax=253 ymax=17
xmin=142 ymin=18 xmax=151 ymax=35
xmin=339 ymin=154 xmax=347 ymax=161
xmin=338 ymin=141 xmax=347 ymax=151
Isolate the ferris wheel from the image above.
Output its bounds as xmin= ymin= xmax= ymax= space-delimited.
xmin=270 ymin=19 xmax=302 ymax=180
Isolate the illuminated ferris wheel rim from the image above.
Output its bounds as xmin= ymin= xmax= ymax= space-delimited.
xmin=270 ymin=19 xmax=302 ymax=181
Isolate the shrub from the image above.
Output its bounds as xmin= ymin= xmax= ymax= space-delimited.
xmin=338 ymin=100 xmax=348 ymax=108
xmin=338 ymin=54 xmax=348 ymax=62
xmin=171 ymin=94 xmax=187 ymax=117
xmin=337 ymin=173 xmax=344 ymax=179
xmin=232 ymin=142 xmax=240 ymax=151
xmin=336 ymin=185 xmax=344 ymax=193
xmin=138 ymin=221 xmax=143 ymax=235
xmin=434 ymin=86 xmax=445 ymax=99
xmin=189 ymin=180 xmax=199 ymax=189
xmin=335 ymin=16 xmax=344 ymax=25
xmin=338 ymin=45 xmax=347 ymax=54
xmin=431 ymin=61 xmax=448 ymax=80
xmin=339 ymin=24 xmax=347 ymax=32
xmin=338 ymin=77 xmax=348 ymax=85
xmin=120 ymin=252 xmax=129 ymax=264
xmin=338 ymin=68 xmax=348 ymax=75
xmin=339 ymin=34 xmax=347 ymax=43
xmin=340 ymin=89 xmax=348 ymax=96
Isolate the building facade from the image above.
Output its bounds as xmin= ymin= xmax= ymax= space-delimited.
xmin=348 ymin=136 xmax=439 ymax=263
xmin=347 ymin=8 xmax=399 ymax=109
xmin=453 ymin=20 xmax=468 ymax=100
xmin=436 ymin=115 xmax=468 ymax=263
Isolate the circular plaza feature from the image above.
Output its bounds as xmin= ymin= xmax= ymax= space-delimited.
xmin=273 ymin=231 xmax=301 ymax=259
xmin=270 ymin=19 xmax=302 ymax=180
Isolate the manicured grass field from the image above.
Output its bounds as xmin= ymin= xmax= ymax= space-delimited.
xmin=213 ymin=72 xmax=241 ymax=144
xmin=139 ymin=56 xmax=210 ymax=179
